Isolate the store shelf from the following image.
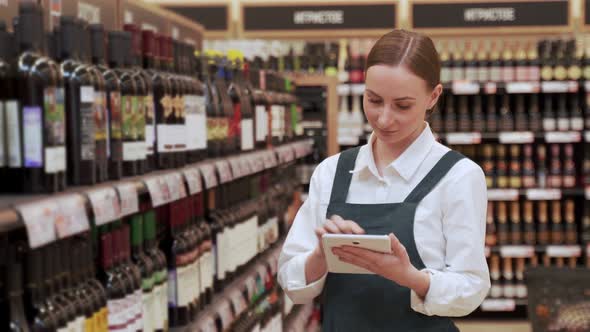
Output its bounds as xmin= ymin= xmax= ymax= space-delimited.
xmin=172 ymin=239 xmax=284 ymax=332
xmin=0 ymin=140 xmax=313 ymax=248
xmin=485 ymin=245 xmax=583 ymax=258
xmin=480 ymin=298 xmax=528 ymax=312
xmin=440 ymin=131 xmax=584 ymax=145
xmin=486 ymin=188 xmax=584 ymax=201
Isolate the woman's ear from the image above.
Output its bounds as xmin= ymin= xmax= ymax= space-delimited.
xmin=428 ymin=84 xmax=443 ymax=110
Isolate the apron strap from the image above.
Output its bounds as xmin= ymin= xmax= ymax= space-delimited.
xmin=328 ymin=147 xmax=362 ymax=205
xmin=403 ymin=150 xmax=465 ymax=204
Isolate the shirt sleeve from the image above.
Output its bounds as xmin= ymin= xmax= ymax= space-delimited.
xmin=278 ymin=162 xmax=330 ymax=304
xmin=410 ymin=162 xmax=491 ymax=317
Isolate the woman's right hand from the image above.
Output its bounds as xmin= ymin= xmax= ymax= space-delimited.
xmin=305 ymin=215 xmax=365 ymax=283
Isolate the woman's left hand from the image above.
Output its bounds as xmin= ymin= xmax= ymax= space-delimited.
xmin=332 ymin=233 xmax=430 ymax=295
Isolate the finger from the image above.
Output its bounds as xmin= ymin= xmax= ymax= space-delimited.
xmin=332 ymin=218 xmax=354 ymax=234
xmin=323 ymin=219 xmax=340 ymax=234
xmin=336 ymin=251 xmax=376 ymax=273
xmin=389 ymin=233 xmax=407 ymax=258
xmin=348 ymin=221 xmax=366 ymax=235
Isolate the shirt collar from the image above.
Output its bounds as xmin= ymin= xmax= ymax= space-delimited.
xmin=350 ymin=122 xmax=436 ymax=182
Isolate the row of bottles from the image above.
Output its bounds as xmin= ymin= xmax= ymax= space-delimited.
xmin=0 ymin=3 xmax=303 ymax=194
xmin=430 ymin=93 xmax=588 ymax=134
xmin=452 ymin=143 xmax=578 ymax=189
xmin=436 ymin=38 xmax=590 ymax=83
xmin=485 ymin=200 xmax=579 ymax=247
xmin=486 ymin=254 xmax=587 ymax=300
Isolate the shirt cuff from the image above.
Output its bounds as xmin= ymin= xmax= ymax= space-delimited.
xmin=283 ymin=251 xmax=327 ymax=304
xmin=410 ymin=268 xmax=439 ymax=316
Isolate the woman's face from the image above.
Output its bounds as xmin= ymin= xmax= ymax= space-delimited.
xmin=363 ymin=65 xmax=442 ymax=146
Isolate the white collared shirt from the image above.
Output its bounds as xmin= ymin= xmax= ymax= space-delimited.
xmin=278 ymin=123 xmax=490 ymax=317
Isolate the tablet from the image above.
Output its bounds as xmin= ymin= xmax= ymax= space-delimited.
xmin=322 ymin=234 xmax=392 ymax=274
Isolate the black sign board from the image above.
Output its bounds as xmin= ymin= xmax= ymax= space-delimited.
xmin=412 ymin=1 xmax=568 ymax=29
xmin=165 ymin=5 xmax=228 ymax=31
xmin=243 ymin=4 xmax=396 ymax=31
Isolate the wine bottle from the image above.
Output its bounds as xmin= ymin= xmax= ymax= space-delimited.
xmin=472 ymin=94 xmax=485 ymax=132
xmin=523 ymin=201 xmax=536 ymax=245
xmin=515 ymin=258 xmax=527 ymax=299
xmin=499 ymin=93 xmax=514 ymax=131
xmin=143 ymin=209 xmax=168 ymax=332
xmin=443 ymin=94 xmax=456 ymax=133
xmin=482 ymin=144 xmax=495 ymax=188
xmin=485 ymin=95 xmax=498 ymax=132
xmin=569 ymin=93 xmax=584 ymax=131
xmin=553 ymin=40 xmax=568 ymax=81
xmin=502 ymin=257 xmax=515 ymax=298
xmin=451 ymin=42 xmax=465 ymax=81
xmin=457 ymin=95 xmax=471 ymax=132
xmin=489 ymin=254 xmax=502 ymax=298
xmin=496 ymin=145 xmax=509 ymax=188
xmin=497 ymin=201 xmax=509 ymax=245
xmin=564 ymin=200 xmax=577 ymax=245
xmin=0 ymin=23 xmax=16 ymax=190
xmin=522 ymin=144 xmax=536 ymax=188
xmin=551 ymin=201 xmax=564 ymax=245
xmin=476 ymin=41 xmax=490 ymax=83
xmin=542 ymin=94 xmax=556 ymax=132
xmin=527 ymin=42 xmax=541 ymax=82
xmin=548 ymin=144 xmax=562 ymax=188
xmin=510 ymin=201 xmax=522 ymax=244
xmin=485 ymin=201 xmax=497 ymax=246
xmin=6 ymin=239 xmax=30 ymax=332
xmin=540 ymin=40 xmax=554 ymax=82
xmin=567 ymin=39 xmax=583 ymax=81
xmin=556 ymin=93 xmax=570 ymax=131
xmin=562 ymin=143 xmax=576 ymax=188
xmin=514 ymin=94 xmax=528 ymax=131
xmin=502 ymin=44 xmax=515 ymax=83
xmin=170 ymin=40 xmax=186 ymax=168
xmin=508 ymin=145 xmax=522 ymax=189
xmin=537 ymin=144 xmax=548 ymax=188
xmin=214 ymin=55 xmax=234 ymax=156
xmin=439 ymin=44 xmax=452 ymax=84
xmin=538 ymin=201 xmax=551 ymax=245
xmin=515 ymin=45 xmax=528 ymax=81
xmin=489 ymin=42 xmax=502 ymax=83
xmin=464 ymin=43 xmax=478 ymax=81
xmin=528 ymin=94 xmax=542 ymax=132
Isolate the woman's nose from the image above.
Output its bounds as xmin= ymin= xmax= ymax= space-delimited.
xmin=377 ymin=106 xmax=395 ymax=128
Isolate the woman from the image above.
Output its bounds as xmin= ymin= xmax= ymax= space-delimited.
xmin=278 ymin=29 xmax=489 ymax=331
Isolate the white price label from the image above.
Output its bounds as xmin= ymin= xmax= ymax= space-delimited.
xmin=526 ymin=189 xmax=562 ymax=200
xmin=487 ymin=189 xmax=520 ymax=201
xmin=445 ymin=132 xmax=482 ymax=145
xmin=542 ymin=81 xmax=578 ymax=93
xmin=199 ymin=163 xmax=218 ymax=189
xmin=452 ymin=81 xmax=480 ymax=95
xmin=17 ymin=200 xmax=59 ymax=248
xmin=485 ymin=246 xmax=491 ymax=257
xmin=337 ymin=84 xmax=351 ymax=96
xmin=544 ymin=131 xmax=581 ymax=143
xmin=499 ymin=132 xmax=535 ymax=144
xmin=144 ymin=176 xmax=170 ymax=207
xmin=218 ymin=300 xmax=234 ymax=329
xmin=351 ymin=84 xmax=365 ymax=95
xmin=229 ymin=289 xmax=246 ymax=316
xmin=215 ymin=160 xmax=233 ymax=184
xmin=245 ymin=276 xmax=257 ymax=300
xmin=506 ymin=82 xmax=540 ymax=94
xmin=240 ymin=156 xmax=251 ymax=176
xmin=285 ymin=145 xmax=295 ymax=162
xmin=229 ymin=158 xmax=242 ymax=179
xmin=86 ymin=187 xmax=121 ymax=226
xmin=500 ymin=246 xmax=535 ymax=258
xmin=267 ymin=150 xmax=278 ymax=169
xmin=585 ymin=131 xmax=590 ymax=143
xmin=546 ymin=245 xmax=581 ymax=257
xmin=165 ymin=172 xmax=186 ymax=201
xmin=183 ymin=167 xmax=203 ymax=195
xmin=116 ymin=182 xmax=139 ymax=217
xmin=481 ymin=299 xmax=516 ymax=312
xmin=55 ymin=194 xmax=90 ymax=238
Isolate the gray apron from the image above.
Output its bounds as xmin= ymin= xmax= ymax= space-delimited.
xmin=323 ymin=147 xmax=463 ymax=332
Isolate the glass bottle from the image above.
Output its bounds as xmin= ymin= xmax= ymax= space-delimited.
xmin=564 ymin=200 xmax=577 ymax=245
xmin=522 ymin=144 xmax=536 ymax=188
xmin=485 ymin=94 xmax=497 ymax=132
xmin=528 ymin=94 xmax=542 ymax=132
xmin=537 ymin=201 xmax=550 ymax=245
xmin=523 ymin=201 xmax=536 ymax=245
xmin=499 ymin=93 xmax=514 ymax=132
xmin=443 ymin=94 xmax=456 ymax=133
xmin=562 ymin=143 xmax=576 ymax=188
xmin=510 ymin=201 xmax=522 ymax=244
xmin=551 ymin=201 xmax=564 ymax=245
xmin=496 ymin=145 xmax=509 ymax=188
xmin=548 ymin=144 xmax=562 ymax=188
xmin=509 ymin=145 xmax=522 ymax=189
xmin=497 ymin=201 xmax=510 ymax=245
xmin=485 ymin=201 xmax=497 ymax=246
xmin=457 ymin=96 xmax=471 ymax=132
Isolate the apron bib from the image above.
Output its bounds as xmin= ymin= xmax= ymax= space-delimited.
xmin=323 ymin=147 xmax=464 ymax=332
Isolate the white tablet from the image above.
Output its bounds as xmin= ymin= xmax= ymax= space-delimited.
xmin=322 ymin=234 xmax=392 ymax=274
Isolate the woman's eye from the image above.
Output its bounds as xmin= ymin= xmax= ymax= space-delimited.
xmin=397 ymin=104 xmax=412 ymax=110
xmin=368 ymin=99 xmax=382 ymax=104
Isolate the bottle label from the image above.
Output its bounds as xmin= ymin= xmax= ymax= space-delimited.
xmin=108 ymin=92 xmax=122 ymax=161
xmin=571 ymin=117 xmax=584 ymax=131
xmin=503 ymin=68 xmax=515 ymax=82
xmin=477 ymin=67 xmax=488 ymax=82
xmin=529 ymin=66 xmax=541 ymax=81
xmin=167 ymin=269 xmax=178 ymax=306
xmin=465 ymin=68 xmax=478 ymax=81
xmin=440 ymin=67 xmax=452 ymax=83
xmin=6 ymin=100 xmax=21 ymax=168
xmin=230 ymin=102 xmax=241 ymax=140
xmin=516 ymin=66 xmax=529 ymax=81
xmin=271 ymin=105 xmax=282 ymax=139
xmin=490 ymin=67 xmax=502 ymax=82
xmin=23 ymin=106 xmax=43 ymax=168
xmin=185 ymin=95 xmax=207 ymax=151
xmin=158 ymin=269 xmax=169 ymax=328
xmin=94 ymin=91 xmax=107 ymax=142
xmin=207 ymin=117 xmax=216 ymax=141
xmin=142 ymin=287 xmax=154 ymax=332
xmin=541 ymin=66 xmax=554 ymax=81
xmin=145 ymin=94 xmax=155 ymax=156
xmin=543 ymin=118 xmax=556 ymax=131
xmin=80 ymin=86 xmax=96 ymax=160
xmin=108 ymin=299 xmax=127 ymax=331
xmin=255 ymin=105 xmax=267 ymax=143
xmin=43 ymin=87 xmax=66 ymax=173
xmin=241 ymin=118 xmax=254 ymax=151
xmin=134 ymin=96 xmax=146 ymax=160
xmin=134 ymin=289 xmax=144 ymax=331
xmin=121 ymin=95 xmax=134 ymax=161
xmin=558 ymin=118 xmax=570 ymax=131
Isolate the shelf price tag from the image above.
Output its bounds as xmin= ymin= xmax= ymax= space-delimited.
xmin=500 ymin=245 xmax=535 ymax=258
xmin=351 ymin=84 xmax=365 ymax=95
xmin=544 ymin=131 xmax=581 ymax=143
xmin=506 ymin=82 xmax=540 ymax=94
xmin=452 ymin=81 xmax=480 ymax=95
xmin=542 ymin=81 xmax=578 ymax=93
xmin=445 ymin=132 xmax=482 ymax=145
xmin=337 ymin=84 xmax=351 ymax=96
xmin=116 ymin=182 xmax=139 ymax=218
xmin=245 ymin=276 xmax=257 ymax=301
xmin=229 ymin=157 xmax=242 ymax=179
xmin=229 ymin=289 xmax=247 ymax=317
xmin=16 ymin=200 xmax=59 ymax=249
xmin=239 ymin=155 xmax=251 ymax=176
xmin=198 ymin=163 xmax=218 ymax=189
xmin=546 ymin=245 xmax=581 ymax=257
xmin=218 ymin=300 xmax=234 ymax=330
xmin=144 ymin=176 xmax=170 ymax=207
xmin=183 ymin=167 xmax=203 ymax=195
xmin=215 ymin=160 xmax=233 ymax=184
xmin=585 ymin=131 xmax=590 ymax=143
xmin=164 ymin=172 xmax=186 ymax=201
xmin=484 ymin=246 xmax=491 ymax=257
xmin=499 ymin=131 xmax=535 ymax=144
xmin=526 ymin=189 xmax=562 ymax=201
xmin=487 ymin=189 xmax=519 ymax=201
xmin=481 ymin=299 xmax=516 ymax=312
xmin=86 ymin=187 xmax=121 ymax=226
xmin=55 ymin=194 xmax=90 ymax=238
xmin=484 ymin=82 xmax=497 ymax=94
